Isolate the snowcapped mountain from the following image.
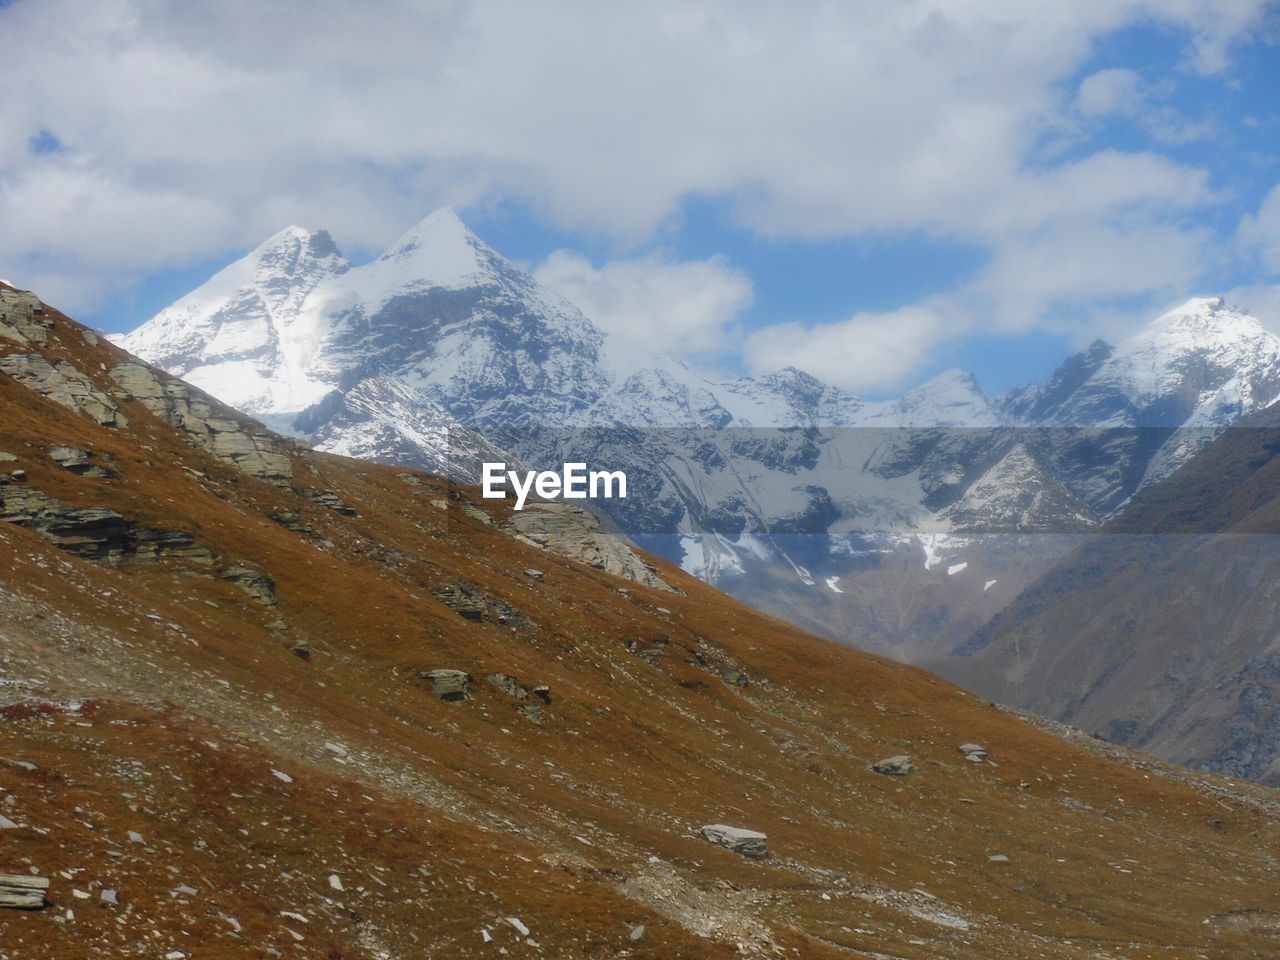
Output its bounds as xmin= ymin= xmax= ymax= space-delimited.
xmin=1001 ymin=297 xmax=1280 ymax=429
xmin=117 ymin=210 xmax=1280 ymax=659
xmin=124 ymin=226 xmax=350 ymax=418
xmin=993 ymin=297 xmax=1280 ymax=511
xmin=118 ymin=210 xmax=1005 ymax=549
xmin=122 ymin=208 xmax=1003 ymax=436
xmin=118 ymin=210 xmax=1280 ymax=537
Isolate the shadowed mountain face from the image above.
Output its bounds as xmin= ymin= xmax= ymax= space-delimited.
xmin=114 ymin=213 xmax=1280 ymax=670
xmin=7 ymin=285 xmax=1280 ymax=956
xmin=946 ymin=403 xmax=1280 ymax=783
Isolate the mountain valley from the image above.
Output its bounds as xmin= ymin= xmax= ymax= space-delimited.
xmin=5 ymin=285 xmax=1280 ymax=957
xmin=108 ymin=212 xmax=1280 ymax=784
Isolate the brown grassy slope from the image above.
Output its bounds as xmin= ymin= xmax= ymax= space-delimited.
xmin=1 ymin=287 xmax=1279 ymax=959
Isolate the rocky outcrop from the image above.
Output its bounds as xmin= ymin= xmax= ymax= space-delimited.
xmin=298 ymin=488 xmax=356 ymax=515
xmin=47 ymin=445 xmax=116 ymax=478
xmin=0 ymin=289 xmax=53 ymax=345
xmin=486 ymin=673 xmax=529 ymax=698
xmin=419 ymin=669 xmax=472 ymax=701
xmin=432 ymin=582 xmax=529 ymax=626
xmin=871 ymin=755 xmax=916 ymax=776
xmin=109 ymin=362 xmax=292 ymax=483
xmin=484 ymin=674 xmax=551 ymax=722
xmin=219 ymin=563 xmax=277 ymax=605
xmin=504 ymin=503 xmax=675 ymax=593
xmin=516 ymin=703 xmax=547 ymax=724
xmin=0 ymin=354 xmax=126 ymax=428
xmin=268 ymin=509 xmax=320 ymax=538
xmin=959 ymin=743 xmax=988 ymax=763
xmin=700 ymin=824 xmax=768 ymax=860
xmin=0 ymin=873 xmax=49 ymax=910
xmin=0 ymin=479 xmax=212 ymax=566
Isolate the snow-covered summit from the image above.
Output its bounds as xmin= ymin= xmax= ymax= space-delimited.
xmin=116 ymin=225 xmax=350 ymax=416
xmin=999 ymin=296 xmax=1280 ymax=430
xmin=376 ymin=207 xmax=489 ymax=285
xmin=116 ymin=209 xmax=1280 ymax=572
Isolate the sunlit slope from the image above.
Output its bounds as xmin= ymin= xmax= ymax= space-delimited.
xmin=2 ymin=283 xmax=1280 ymax=958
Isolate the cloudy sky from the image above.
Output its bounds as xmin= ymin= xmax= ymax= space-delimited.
xmin=2 ymin=0 xmax=1278 ymax=395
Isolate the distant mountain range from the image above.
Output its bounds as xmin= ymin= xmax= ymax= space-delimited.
xmin=114 ymin=210 xmax=1280 ymax=780
xmin=117 ymin=208 xmax=1280 ymax=536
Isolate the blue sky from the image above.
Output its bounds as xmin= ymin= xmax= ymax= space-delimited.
xmin=2 ymin=1 xmax=1279 ymax=398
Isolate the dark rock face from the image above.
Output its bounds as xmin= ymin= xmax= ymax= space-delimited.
xmin=946 ymin=404 xmax=1280 ymax=784
xmin=419 ymin=669 xmax=472 ymax=701
xmin=999 ymin=340 xmax=1114 ymax=423
xmin=219 ymin=564 xmax=278 ymax=605
xmin=298 ymin=488 xmax=356 ymax=516
xmin=0 ymin=873 xmax=49 ymax=910
xmin=0 ymin=481 xmax=212 ymax=566
xmin=431 ymin=582 xmax=529 ymax=626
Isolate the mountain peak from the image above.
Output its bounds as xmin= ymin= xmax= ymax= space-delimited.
xmin=1129 ymin=296 xmax=1272 ymax=359
xmin=1144 ymin=295 xmax=1264 ymax=337
xmin=250 ymin=224 xmax=343 ymax=264
xmin=375 ymin=206 xmax=496 ymax=288
xmin=919 ymin=368 xmax=981 ymax=391
xmin=1154 ymin=295 xmax=1226 ymax=320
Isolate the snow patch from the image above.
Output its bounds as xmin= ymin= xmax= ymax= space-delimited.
xmin=919 ymin=533 xmax=963 ymax=571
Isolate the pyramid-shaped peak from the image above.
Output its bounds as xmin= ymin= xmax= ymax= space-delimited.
xmin=909 ymin=368 xmax=983 ymax=396
xmin=375 ymin=206 xmax=500 ymax=288
xmin=382 ymin=207 xmax=475 ymax=257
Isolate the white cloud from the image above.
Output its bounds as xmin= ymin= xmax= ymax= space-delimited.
xmin=970 ymin=220 xmax=1215 ymax=331
xmin=1239 ymin=183 xmax=1280 ymax=274
xmin=0 ymin=3 xmax=1262 ymax=243
xmin=0 ymin=160 xmax=237 ymax=311
xmin=534 ymin=251 xmax=752 ymax=356
xmin=1076 ymin=68 xmax=1146 ymax=118
xmin=1074 ymin=69 xmax=1215 ymax=144
xmin=0 ymin=0 xmax=1269 ymax=377
xmin=743 ymin=305 xmax=947 ymax=392
xmin=742 ymin=207 xmax=1219 ymax=391
xmin=1224 ymin=283 xmax=1280 ymax=332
